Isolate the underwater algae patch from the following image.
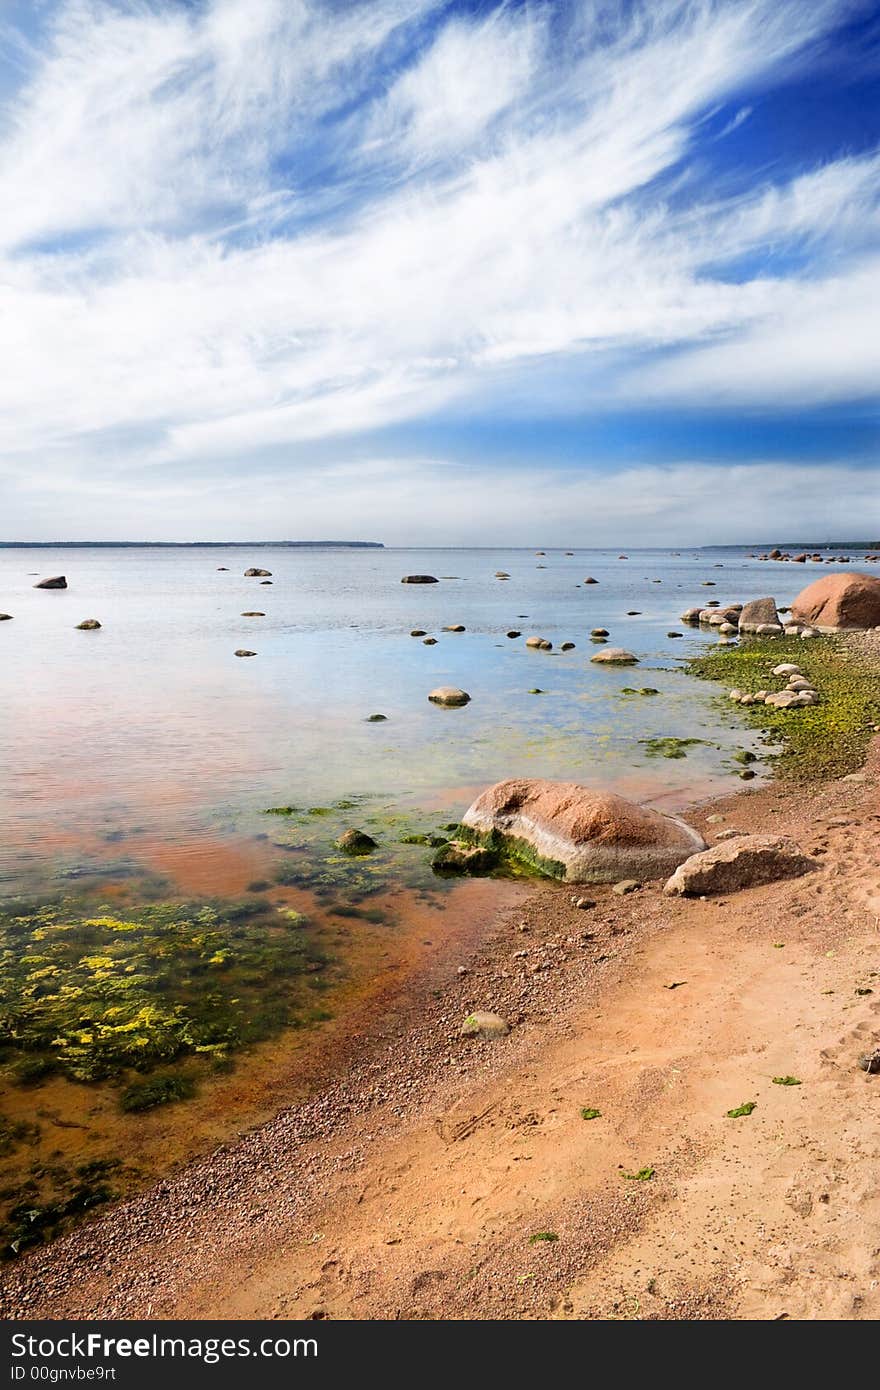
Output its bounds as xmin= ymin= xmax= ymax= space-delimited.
xmin=0 ymin=894 xmax=335 ymax=1257
xmin=687 ymin=636 xmax=880 ymax=782
xmin=0 ymin=897 xmax=331 ymax=1090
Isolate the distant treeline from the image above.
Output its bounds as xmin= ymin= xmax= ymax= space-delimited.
xmin=713 ymin=541 xmax=880 ymax=551
xmin=0 ymin=540 xmax=385 ymax=549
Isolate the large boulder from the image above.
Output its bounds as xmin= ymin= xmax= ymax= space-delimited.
xmin=34 ymin=575 xmax=67 ymax=589
xmin=790 ymin=572 xmax=880 ymax=629
xmin=664 ymin=835 xmax=816 ymax=896
xmin=738 ymin=597 xmax=780 ymax=632
xmin=460 ymin=779 xmax=704 ymax=883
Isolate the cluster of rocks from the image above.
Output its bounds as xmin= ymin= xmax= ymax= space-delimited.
xmin=434 ymin=778 xmax=818 ymax=901
xmin=728 ymin=661 xmax=820 ymax=710
xmin=681 ymin=595 xmax=819 ymax=640
xmin=681 ymin=573 xmax=880 ymax=639
xmin=752 ymin=548 xmax=880 ymax=565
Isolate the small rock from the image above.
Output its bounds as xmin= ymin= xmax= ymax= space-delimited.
xmin=612 ymin=879 xmax=641 ymax=895
xmin=34 ymin=575 xmax=67 ymax=589
xmin=461 ymin=1011 xmax=510 ymax=1040
xmin=773 ymin=664 xmax=802 ymax=676
xmin=244 ymin=568 xmax=272 ymax=577
xmin=423 ymin=637 xmax=437 ymax=645
xmin=428 ymin=687 xmax=470 ymax=706
xmin=0 ymin=613 xmax=12 ymax=621
xmin=366 ymin=714 xmax=388 ymax=722
xmin=591 ymin=628 xmax=609 ymax=637
xmin=443 ymin=624 xmax=466 ymax=632
xmin=75 ymin=619 xmax=101 ymax=630
xmin=573 ymin=897 xmax=596 ymax=910
xmin=336 ymin=829 xmax=378 ymax=855
xmin=560 ymin=642 xmax=576 ymax=651
xmin=590 ymin=647 xmax=638 ymax=664
xmin=526 ymin=636 xmax=552 ymax=650
xmin=858 ymin=1051 xmax=880 ymax=1074
xmin=584 ymin=577 xmax=599 ymax=584
xmin=234 ymin=649 xmax=257 ymax=657
xmin=410 ymin=629 xmax=427 ymax=637
xmin=401 ymin=575 xmax=439 ymax=584
xmin=506 ymin=630 xmax=521 ymax=638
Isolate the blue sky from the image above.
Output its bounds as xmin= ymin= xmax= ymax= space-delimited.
xmin=0 ymin=0 xmax=878 ymax=543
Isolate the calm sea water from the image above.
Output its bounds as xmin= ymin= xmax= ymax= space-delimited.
xmin=0 ymin=541 xmax=863 ymax=1235
xmin=0 ymin=542 xmax=843 ymax=896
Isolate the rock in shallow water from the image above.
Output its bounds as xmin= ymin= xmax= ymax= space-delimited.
xmin=590 ymin=647 xmax=638 ymax=664
xmin=335 ymin=828 xmax=378 ymax=855
xmin=244 ymin=568 xmax=272 ymax=577
xmin=738 ymin=596 xmax=780 ymax=632
xmin=34 ymin=575 xmax=67 ymax=589
xmin=664 ymin=835 xmax=816 ymax=896
xmin=401 ymin=574 xmax=439 ymax=584
xmin=460 ymin=779 xmax=704 ymax=884
xmin=428 ymin=686 xmax=470 ymax=706
xmin=75 ymin=619 xmax=101 ymax=630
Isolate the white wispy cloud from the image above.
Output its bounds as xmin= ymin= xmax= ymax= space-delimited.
xmin=0 ymin=0 xmax=876 ymax=536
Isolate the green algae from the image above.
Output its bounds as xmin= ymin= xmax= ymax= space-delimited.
xmin=640 ymin=736 xmax=706 ymax=759
xmin=439 ymin=825 xmax=567 ymax=881
xmin=726 ymin=1101 xmax=757 ymax=1118
xmin=687 ymin=636 xmax=880 ymax=783
xmin=120 ymin=1072 xmax=197 ymax=1112
xmin=0 ymin=898 xmax=330 ymax=1090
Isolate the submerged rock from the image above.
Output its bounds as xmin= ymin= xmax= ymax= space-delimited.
xmin=428 ymin=686 xmax=470 ymax=706
xmin=664 ymin=835 xmax=816 ymax=896
xmin=791 ymin=572 xmax=880 ymax=629
xmin=34 ymin=575 xmax=67 ymax=589
xmin=460 ymin=779 xmax=704 ymax=884
xmin=432 ymin=841 xmax=499 ymax=875
xmin=335 ymin=828 xmax=378 ymax=855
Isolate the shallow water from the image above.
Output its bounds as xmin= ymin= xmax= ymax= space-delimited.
xmin=0 ymin=542 xmax=860 ymax=1249
xmin=0 ymin=542 xmax=842 ymax=894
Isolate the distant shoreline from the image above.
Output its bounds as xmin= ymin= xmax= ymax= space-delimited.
xmin=0 ymin=540 xmax=385 ymax=549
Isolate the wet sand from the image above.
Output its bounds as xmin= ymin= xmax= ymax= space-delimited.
xmin=3 ymin=735 xmax=879 ymax=1321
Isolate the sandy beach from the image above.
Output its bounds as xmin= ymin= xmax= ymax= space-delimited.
xmin=3 ymin=657 xmax=878 ymax=1322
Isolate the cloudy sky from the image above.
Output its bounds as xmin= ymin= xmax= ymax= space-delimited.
xmin=1 ymin=0 xmax=878 ymax=544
